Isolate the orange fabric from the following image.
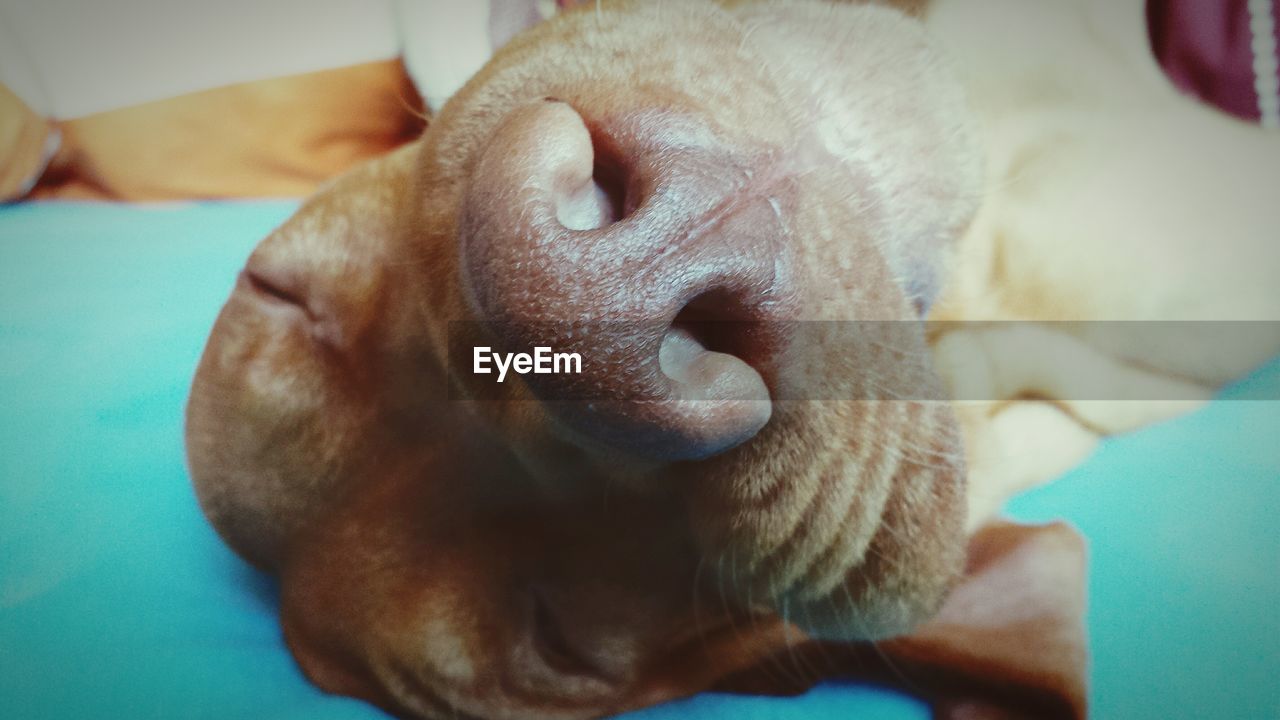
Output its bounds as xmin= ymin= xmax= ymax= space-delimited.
xmin=30 ymin=59 xmax=425 ymax=201
xmin=0 ymin=83 xmax=57 ymax=201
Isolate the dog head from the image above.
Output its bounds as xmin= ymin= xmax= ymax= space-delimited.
xmin=187 ymin=2 xmax=983 ymax=717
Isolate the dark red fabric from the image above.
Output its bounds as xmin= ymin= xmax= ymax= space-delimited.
xmin=1147 ymin=0 xmax=1278 ymax=122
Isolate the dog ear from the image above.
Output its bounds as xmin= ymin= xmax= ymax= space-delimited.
xmin=709 ymin=521 xmax=1089 ymax=720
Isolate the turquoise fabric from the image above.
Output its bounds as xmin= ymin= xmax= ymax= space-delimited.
xmin=0 ymin=201 xmax=1275 ymax=719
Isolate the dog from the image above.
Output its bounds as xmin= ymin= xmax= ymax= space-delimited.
xmin=185 ymin=1 xmax=1280 ymax=718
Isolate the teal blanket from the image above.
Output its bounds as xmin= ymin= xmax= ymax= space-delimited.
xmin=1 ymin=202 xmax=1276 ymax=719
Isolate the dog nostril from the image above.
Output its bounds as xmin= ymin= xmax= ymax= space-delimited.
xmin=556 ymin=158 xmax=626 ymax=231
xmin=669 ymin=290 xmax=760 ymax=362
xmin=661 ymin=289 xmax=769 ymax=390
xmin=648 ymin=289 xmax=773 ymax=460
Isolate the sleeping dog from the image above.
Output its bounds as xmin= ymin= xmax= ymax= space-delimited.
xmin=185 ymin=1 xmax=1280 ymax=718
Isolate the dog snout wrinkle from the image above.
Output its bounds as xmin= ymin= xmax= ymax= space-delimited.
xmin=460 ymin=100 xmax=799 ymax=462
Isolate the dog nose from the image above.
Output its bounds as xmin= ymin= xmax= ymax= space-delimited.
xmin=460 ymin=99 xmax=797 ymax=461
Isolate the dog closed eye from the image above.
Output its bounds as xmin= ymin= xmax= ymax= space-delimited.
xmin=242 ymin=268 xmax=310 ymax=315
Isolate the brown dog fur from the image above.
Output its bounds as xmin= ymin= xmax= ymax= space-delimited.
xmin=187 ymin=1 xmax=1279 ymax=718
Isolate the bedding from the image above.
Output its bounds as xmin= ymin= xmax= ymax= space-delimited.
xmin=0 ymin=200 xmax=1276 ymax=719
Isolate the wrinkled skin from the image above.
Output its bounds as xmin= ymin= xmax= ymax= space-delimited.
xmin=186 ymin=2 xmax=983 ymax=718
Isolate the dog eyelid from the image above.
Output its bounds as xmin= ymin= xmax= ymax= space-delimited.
xmin=242 ymin=269 xmax=310 ymax=314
